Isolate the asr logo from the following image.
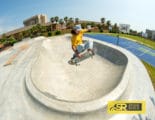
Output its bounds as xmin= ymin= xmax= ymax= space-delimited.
xmin=108 ymin=100 xmax=146 ymax=114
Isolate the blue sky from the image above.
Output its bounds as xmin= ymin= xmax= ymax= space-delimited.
xmin=0 ymin=0 xmax=155 ymax=34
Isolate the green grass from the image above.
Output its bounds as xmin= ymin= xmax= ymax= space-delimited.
xmin=105 ymin=33 xmax=155 ymax=50
xmin=87 ymin=32 xmax=155 ymax=49
xmin=142 ymin=61 xmax=155 ymax=89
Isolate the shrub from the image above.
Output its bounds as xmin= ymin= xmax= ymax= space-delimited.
xmin=30 ymin=34 xmax=34 ymax=38
xmin=99 ymin=28 xmax=103 ymax=33
xmin=55 ymin=30 xmax=61 ymax=35
xmin=48 ymin=31 xmax=52 ymax=36
xmin=0 ymin=38 xmax=6 ymax=43
xmin=3 ymin=37 xmax=18 ymax=46
xmin=9 ymin=39 xmax=18 ymax=46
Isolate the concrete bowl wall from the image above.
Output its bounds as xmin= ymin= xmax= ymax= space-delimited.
xmin=93 ymin=42 xmax=128 ymax=65
xmin=25 ymin=36 xmax=130 ymax=113
xmin=0 ymin=35 xmax=154 ymax=120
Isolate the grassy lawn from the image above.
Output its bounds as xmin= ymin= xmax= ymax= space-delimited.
xmin=87 ymin=32 xmax=155 ymax=49
xmin=142 ymin=61 xmax=155 ymax=89
xmin=105 ymin=33 xmax=155 ymax=50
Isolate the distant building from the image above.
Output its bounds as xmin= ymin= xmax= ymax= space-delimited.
xmin=145 ymin=29 xmax=155 ymax=40
xmin=141 ymin=32 xmax=148 ymax=38
xmin=23 ymin=14 xmax=48 ymax=26
xmin=119 ymin=24 xmax=130 ymax=33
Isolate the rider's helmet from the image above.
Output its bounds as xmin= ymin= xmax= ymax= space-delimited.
xmin=71 ymin=24 xmax=82 ymax=35
xmin=73 ymin=24 xmax=82 ymax=31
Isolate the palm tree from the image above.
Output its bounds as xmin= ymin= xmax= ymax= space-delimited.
xmin=67 ymin=17 xmax=74 ymax=29
xmin=59 ymin=19 xmax=64 ymax=24
xmin=90 ymin=22 xmax=95 ymax=27
xmin=75 ymin=18 xmax=79 ymax=24
xmin=69 ymin=17 xmax=74 ymax=23
xmin=100 ymin=17 xmax=106 ymax=30
xmin=101 ymin=18 xmax=105 ymax=24
xmin=113 ymin=23 xmax=118 ymax=29
xmin=59 ymin=19 xmax=64 ymax=29
xmin=50 ymin=17 xmax=55 ymax=23
xmin=106 ymin=20 xmax=111 ymax=28
xmin=64 ymin=16 xmax=68 ymax=24
xmin=113 ymin=23 xmax=119 ymax=33
xmin=55 ymin=16 xmax=59 ymax=24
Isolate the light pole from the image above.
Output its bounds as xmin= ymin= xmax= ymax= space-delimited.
xmin=116 ymin=29 xmax=120 ymax=45
xmin=116 ymin=34 xmax=119 ymax=45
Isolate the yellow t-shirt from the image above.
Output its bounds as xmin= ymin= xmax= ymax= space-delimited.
xmin=71 ymin=29 xmax=87 ymax=47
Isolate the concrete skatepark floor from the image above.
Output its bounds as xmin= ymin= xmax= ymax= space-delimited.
xmin=0 ymin=35 xmax=155 ymax=120
xmin=31 ymin=36 xmax=125 ymax=102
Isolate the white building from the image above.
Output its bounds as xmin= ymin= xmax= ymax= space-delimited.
xmin=119 ymin=24 xmax=130 ymax=33
xmin=142 ymin=32 xmax=148 ymax=38
xmin=145 ymin=29 xmax=155 ymax=40
xmin=23 ymin=14 xmax=48 ymax=26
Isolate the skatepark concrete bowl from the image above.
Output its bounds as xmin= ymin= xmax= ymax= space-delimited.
xmin=25 ymin=35 xmax=129 ymax=113
xmin=1 ymin=35 xmax=155 ymax=120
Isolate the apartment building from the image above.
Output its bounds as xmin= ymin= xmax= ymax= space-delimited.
xmin=23 ymin=14 xmax=48 ymax=26
xmin=145 ymin=29 xmax=155 ymax=40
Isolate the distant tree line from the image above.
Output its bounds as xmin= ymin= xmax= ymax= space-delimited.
xmin=0 ymin=16 xmax=143 ymax=50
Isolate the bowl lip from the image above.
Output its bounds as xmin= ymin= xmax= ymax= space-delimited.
xmin=25 ymin=38 xmax=130 ymax=113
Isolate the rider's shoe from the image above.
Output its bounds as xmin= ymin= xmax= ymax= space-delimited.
xmin=88 ymin=49 xmax=95 ymax=55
